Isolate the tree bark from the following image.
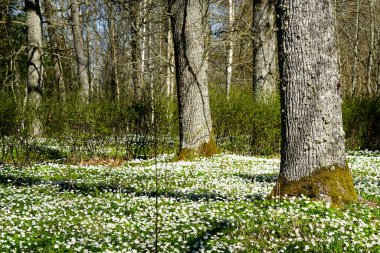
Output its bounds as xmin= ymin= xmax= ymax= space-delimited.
xmin=26 ymin=0 xmax=43 ymax=136
xmin=141 ymin=0 xmax=147 ymax=76
xmin=252 ymin=0 xmax=279 ymax=102
xmin=366 ymin=0 xmax=375 ymax=95
xmin=350 ymin=0 xmax=361 ymax=97
xmin=169 ymin=0 xmax=216 ymax=157
xmin=129 ymin=0 xmax=144 ymax=102
xmin=71 ymin=0 xmax=90 ymax=101
xmin=107 ymin=3 xmax=119 ymax=103
xmin=44 ymin=0 xmax=65 ymax=101
xmin=166 ymin=18 xmax=175 ymax=98
xmin=226 ymin=0 xmax=234 ymax=100
xmin=270 ymin=0 xmax=357 ymax=207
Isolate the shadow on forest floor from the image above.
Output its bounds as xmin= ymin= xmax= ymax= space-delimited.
xmin=0 ymin=173 xmax=264 ymax=201
xmin=233 ymin=172 xmax=278 ymax=183
xmin=186 ymin=220 xmax=230 ymax=252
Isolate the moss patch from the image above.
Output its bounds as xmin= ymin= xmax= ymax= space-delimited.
xmin=268 ymin=165 xmax=358 ymax=208
xmin=177 ymin=139 xmax=218 ymax=161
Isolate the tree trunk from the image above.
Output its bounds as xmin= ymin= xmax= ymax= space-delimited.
xmin=141 ymin=0 xmax=147 ymax=77
xmin=129 ymin=0 xmax=143 ymax=102
xmin=26 ymin=0 xmax=43 ymax=136
xmin=147 ymin=0 xmax=154 ymax=125
xmin=378 ymin=28 xmax=380 ymax=95
xmin=169 ymin=0 xmax=217 ymax=158
xmin=44 ymin=0 xmax=65 ymax=101
xmin=71 ymin=0 xmax=89 ymax=101
xmin=350 ymin=0 xmax=361 ymax=97
xmin=377 ymin=12 xmax=380 ymax=95
xmin=366 ymin=0 xmax=375 ymax=95
xmin=252 ymin=0 xmax=279 ymax=102
xmin=107 ymin=3 xmax=119 ymax=103
xmin=226 ymin=0 xmax=234 ymax=100
xmin=270 ymin=0 xmax=357 ymax=207
xmin=166 ymin=18 xmax=175 ymax=98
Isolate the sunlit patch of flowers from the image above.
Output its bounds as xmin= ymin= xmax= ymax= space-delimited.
xmin=0 ymin=151 xmax=379 ymax=252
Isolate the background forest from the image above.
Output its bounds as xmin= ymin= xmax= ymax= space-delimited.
xmin=0 ymin=0 xmax=379 ymax=163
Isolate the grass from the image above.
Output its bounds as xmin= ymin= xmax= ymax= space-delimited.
xmin=0 ymin=152 xmax=379 ymax=252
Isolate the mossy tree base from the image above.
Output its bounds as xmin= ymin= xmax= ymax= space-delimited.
xmin=177 ymin=140 xmax=218 ymax=160
xmin=269 ymin=165 xmax=358 ymax=207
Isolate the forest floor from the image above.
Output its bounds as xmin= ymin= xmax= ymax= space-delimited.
xmin=0 ymin=151 xmax=379 ymax=252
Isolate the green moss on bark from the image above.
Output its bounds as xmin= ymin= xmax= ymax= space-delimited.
xmin=177 ymin=139 xmax=218 ymax=161
xmin=269 ymin=165 xmax=358 ymax=207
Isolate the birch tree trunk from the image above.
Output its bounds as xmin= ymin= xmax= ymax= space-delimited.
xmin=270 ymin=0 xmax=357 ymax=207
xmin=169 ymin=0 xmax=217 ymax=158
xmin=225 ymin=0 xmax=234 ymax=100
xmin=166 ymin=19 xmax=175 ymax=98
xmin=26 ymin=0 xmax=43 ymax=136
xmin=252 ymin=0 xmax=279 ymax=102
xmin=71 ymin=0 xmax=90 ymax=101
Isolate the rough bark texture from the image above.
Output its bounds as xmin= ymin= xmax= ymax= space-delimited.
xmin=71 ymin=0 xmax=89 ymax=101
xmin=169 ymin=0 xmax=216 ymax=157
xmin=26 ymin=0 xmax=43 ymax=136
xmin=252 ymin=0 xmax=279 ymax=102
xmin=271 ymin=0 xmax=357 ymax=206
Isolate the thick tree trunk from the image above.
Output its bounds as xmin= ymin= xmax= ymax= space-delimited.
xmin=226 ymin=0 xmax=234 ymax=100
xmin=271 ymin=0 xmax=357 ymax=207
xmin=71 ymin=0 xmax=89 ymax=101
xmin=26 ymin=0 xmax=43 ymax=136
xmin=169 ymin=0 xmax=216 ymax=158
xmin=252 ymin=0 xmax=279 ymax=102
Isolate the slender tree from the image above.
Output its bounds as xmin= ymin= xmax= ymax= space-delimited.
xmin=129 ymin=0 xmax=144 ymax=102
xmin=44 ymin=0 xmax=65 ymax=101
xmin=270 ymin=0 xmax=358 ymax=207
xmin=350 ymin=0 xmax=361 ymax=97
xmin=366 ymin=0 xmax=375 ymax=95
xmin=226 ymin=0 xmax=234 ymax=100
xmin=71 ymin=0 xmax=90 ymax=101
xmin=166 ymin=17 xmax=175 ymax=98
xmin=252 ymin=0 xmax=278 ymax=102
xmin=107 ymin=2 xmax=119 ymax=103
xmin=26 ymin=0 xmax=43 ymax=136
xmin=169 ymin=0 xmax=217 ymax=158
